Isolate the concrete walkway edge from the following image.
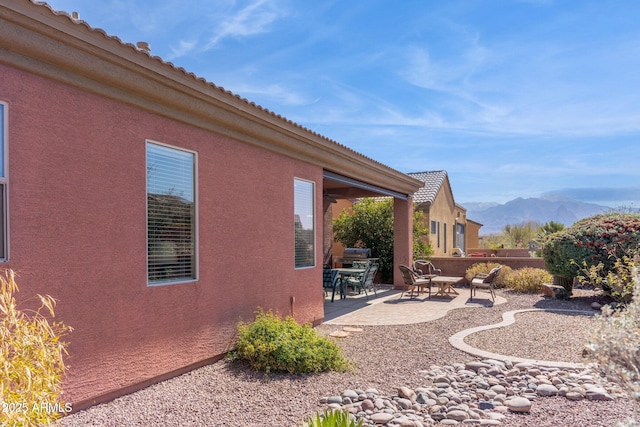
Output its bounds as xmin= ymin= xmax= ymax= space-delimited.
xmin=448 ymin=308 xmax=596 ymax=369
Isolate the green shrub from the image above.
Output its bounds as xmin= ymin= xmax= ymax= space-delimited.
xmin=504 ymin=268 xmax=553 ymax=293
xmin=233 ymin=309 xmax=350 ymax=374
xmin=0 ymin=269 xmax=72 ymax=426
xmin=302 ymin=409 xmax=364 ymax=427
xmin=543 ymin=213 xmax=640 ymax=292
xmin=465 ymin=263 xmax=512 ymax=288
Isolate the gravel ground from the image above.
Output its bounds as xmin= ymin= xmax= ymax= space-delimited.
xmin=56 ymin=289 xmax=638 ymax=427
xmin=463 ymin=309 xmax=597 ymax=364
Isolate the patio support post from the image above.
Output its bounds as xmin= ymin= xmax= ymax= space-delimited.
xmin=393 ymin=196 xmax=413 ymax=289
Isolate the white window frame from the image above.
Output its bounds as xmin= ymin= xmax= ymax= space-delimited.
xmin=294 ymin=177 xmax=316 ymax=269
xmin=0 ymin=102 xmax=8 ymax=262
xmin=146 ymin=140 xmax=198 ymax=285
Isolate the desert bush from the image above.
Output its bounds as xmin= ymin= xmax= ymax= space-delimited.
xmin=578 ymin=249 xmax=638 ymax=302
xmin=0 ymin=269 xmax=72 ymax=426
xmin=543 ymin=213 xmax=640 ymax=293
xmin=465 ymin=263 xmax=512 ymax=288
xmin=232 ymin=309 xmax=350 ymax=374
xmin=301 ymin=409 xmax=364 ymax=427
xmin=586 ymin=268 xmax=640 ymax=426
xmin=504 ymin=268 xmax=553 ymax=293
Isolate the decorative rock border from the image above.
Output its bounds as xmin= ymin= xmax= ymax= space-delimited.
xmin=319 ymin=358 xmax=622 ymax=426
xmin=449 ymin=308 xmax=596 ymax=369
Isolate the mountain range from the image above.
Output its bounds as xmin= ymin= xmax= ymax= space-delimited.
xmin=462 ymin=196 xmax=614 ymax=235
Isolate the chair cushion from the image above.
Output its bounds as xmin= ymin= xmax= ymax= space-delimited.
xmin=472 ymin=278 xmax=491 ymax=288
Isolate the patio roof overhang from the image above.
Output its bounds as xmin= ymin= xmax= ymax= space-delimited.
xmin=323 ymin=171 xmax=410 ymax=200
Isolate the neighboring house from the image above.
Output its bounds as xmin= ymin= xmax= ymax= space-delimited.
xmin=408 ymin=171 xmax=481 ymax=257
xmin=0 ymin=1 xmax=423 ymax=410
xmin=465 ymin=219 xmax=483 ymax=250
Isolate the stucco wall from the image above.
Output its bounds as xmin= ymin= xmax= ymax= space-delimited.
xmin=1 ymin=63 xmax=324 ymax=407
xmin=466 ymin=221 xmax=482 ymax=250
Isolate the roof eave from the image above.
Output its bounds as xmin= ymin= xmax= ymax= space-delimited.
xmin=0 ymin=1 xmax=422 ymax=196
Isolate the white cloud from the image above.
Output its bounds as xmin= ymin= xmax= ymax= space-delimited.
xmin=229 ymin=82 xmax=316 ymax=107
xmin=204 ymin=0 xmax=287 ymax=50
xmin=168 ymin=39 xmax=198 ymax=59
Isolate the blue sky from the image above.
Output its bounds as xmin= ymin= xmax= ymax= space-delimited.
xmin=45 ymin=0 xmax=640 ymax=207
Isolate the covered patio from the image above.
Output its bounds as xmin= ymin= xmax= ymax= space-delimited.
xmin=321 ymin=169 xmax=422 ymax=289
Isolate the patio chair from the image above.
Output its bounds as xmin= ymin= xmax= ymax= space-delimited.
xmin=363 ymin=264 xmax=378 ymax=296
xmin=470 ymin=265 xmax=502 ymax=302
xmin=399 ymin=264 xmax=432 ymax=299
xmin=323 ymin=267 xmax=343 ymax=302
xmin=344 ymin=264 xmax=378 ymax=299
xmin=412 ymin=259 xmax=442 ymax=278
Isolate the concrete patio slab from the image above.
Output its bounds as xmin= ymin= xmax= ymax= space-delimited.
xmin=323 ymin=285 xmax=506 ymax=326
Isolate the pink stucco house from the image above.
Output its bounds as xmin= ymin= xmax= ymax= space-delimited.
xmin=0 ymin=0 xmax=423 ymax=410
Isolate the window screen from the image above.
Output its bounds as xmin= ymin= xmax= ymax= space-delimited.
xmin=147 ymin=142 xmax=196 ymax=284
xmin=294 ymin=178 xmax=315 ymax=268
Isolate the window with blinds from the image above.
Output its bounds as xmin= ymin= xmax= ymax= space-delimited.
xmin=146 ymin=142 xmax=196 ymax=284
xmin=0 ymin=103 xmax=6 ymax=261
xmin=294 ymin=178 xmax=315 ymax=269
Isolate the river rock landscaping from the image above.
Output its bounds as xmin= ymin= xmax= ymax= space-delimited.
xmin=319 ymin=359 xmax=625 ymax=426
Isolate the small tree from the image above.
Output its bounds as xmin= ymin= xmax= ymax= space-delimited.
xmin=502 ymin=221 xmax=541 ymax=248
xmin=0 ymin=270 xmax=72 ymax=426
xmin=413 ymin=208 xmax=433 ymax=260
xmin=537 ymin=221 xmax=565 ymax=240
xmin=333 ymin=198 xmax=431 ymax=282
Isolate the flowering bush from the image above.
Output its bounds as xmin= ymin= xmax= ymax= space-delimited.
xmin=543 ymin=213 xmax=640 ymax=293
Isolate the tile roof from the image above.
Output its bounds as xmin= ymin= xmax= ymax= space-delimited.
xmin=407 ymin=171 xmax=449 ymax=205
